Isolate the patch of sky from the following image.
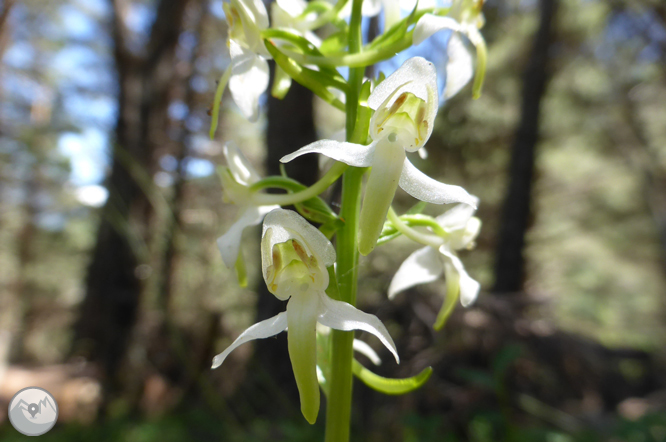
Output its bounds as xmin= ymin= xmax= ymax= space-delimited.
xmin=36 ymin=212 xmax=67 ymax=231
xmin=160 ymin=154 xmax=179 ymax=172
xmin=210 ymin=0 xmax=225 ymax=20
xmin=58 ymin=128 xmax=109 ymax=186
xmin=186 ymin=114 xmax=204 ymax=132
xmin=185 ymin=157 xmax=215 ymax=178
xmin=72 ymin=0 xmax=112 ymax=19
xmin=62 ymin=94 xmax=117 ymax=127
xmin=2 ymin=41 xmax=35 ymax=69
xmin=59 ymin=4 xmax=97 ymax=41
xmin=195 ymin=56 xmax=212 ymax=74
xmin=169 ymin=100 xmax=189 ymax=120
xmin=2 ymin=73 xmax=43 ymax=104
xmin=190 ymin=75 xmax=209 ymax=93
xmin=179 ymin=31 xmax=198 ymax=52
xmin=52 ymin=45 xmax=107 ymax=88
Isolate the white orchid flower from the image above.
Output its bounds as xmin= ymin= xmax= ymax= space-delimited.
xmin=212 ymin=209 xmax=399 ymax=424
xmin=271 ymin=0 xmax=322 ymax=45
xmin=281 ymin=57 xmax=476 ymax=256
xmin=222 ymin=0 xmax=272 ymax=121
xmin=217 ymin=143 xmax=279 ymax=270
xmin=388 ymin=201 xmax=481 ymax=330
xmin=413 ymin=0 xmax=487 ymax=99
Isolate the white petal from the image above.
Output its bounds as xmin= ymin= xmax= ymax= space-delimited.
xmin=218 ymin=205 xmax=278 ymax=268
xmin=412 ymin=14 xmax=461 ymax=46
xmin=223 ymin=142 xmax=261 ymax=185
xmin=418 ymin=147 xmax=428 ymax=160
xmin=362 ymin=0 xmax=382 ymax=17
xmin=353 ymin=339 xmax=382 ymax=366
xmin=236 ymin=0 xmax=269 ymax=30
xmin=280 ymin=139 xmax=376 ymax=167
xmin=399 ymin=158 xmax=477 ymax=206
xmin=435 ymin=200 xmax=479 ymax=229
xmin=381 ymin=0 xmax=401 ymax=29
xmin=276 ymin=0 xmax=306 ymax=16
xmin=261 ymin=209 xmax=336 ymax=282
xmin=444 ymin=32 xmax=474 ymax=99
xmin=388 ymin=246 xmax=443 ymax=299
xmin=211 ymin=311 xmax=288 ymax=368
xmin=368 ymin=57 xmax=437 ymax=109
xmin=229 ymin=41 xmax=269 ymax=122
xmin=440 ymin=249 xmax=480 ymax=307
xmin=317 ymin=292 xmax=399 ymax=364
xmin=368 ymin=57 xmax=438 ymax=147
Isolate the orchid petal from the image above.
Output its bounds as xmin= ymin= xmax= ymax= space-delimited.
xmin=444 ymin=32 xmax=474 ymax=99
xmin=218 ymin=205 xmax=278 ymax=268
xmin=280 ymin=139 xmax=376 ymax=167
xmin=368 ymin=58 xmax=438 ymax=147
xmin=399 ymin=158 xmax=477 ymax=206
xmin=287 ymin=293 xmax=321 ymax=424
xmin=317 ymin=292 xmax=400 ymax=364
xmin=440 ymin=249 xmax=480 ymax=307
xmin=388 ymin=246 xmax=443 ymax=299
xmin=412 ymin=14 xmax=461 ymax=46
xmin=353 ymin=339 xmax=382 ymax=366
xmin=211 ymin=311 xmax=288 ymax=369
xmin=262 ymin=209 xmax=336 ymax=283
xmin=223 ymin=142 xmax=261 ymax=185
xmin=276 ymin=0 xmax=306 ymax=16
xmin=359 ymin=139 xmax=406 ymax=255
xmin=435 ymin=200 xmax=479 ymax=229
xmin=229 ymin=40 xmax=269 ymax=122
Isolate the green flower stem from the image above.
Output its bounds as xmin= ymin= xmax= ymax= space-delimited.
xmin=387 ymin=207 xmax=444 ymax=248
xmin=250 ymin=162 xmax=347 ymax=206
xmin=325 ymin=0 xmax=365 ymax=439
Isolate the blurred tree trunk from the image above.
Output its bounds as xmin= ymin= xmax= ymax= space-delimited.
xmin=247 ymin=75 xmax=319 ymax=414
xmin=492 ymin=0 xmax=559 ymax=294
xmin=72 ymin=0 xmax=191 ymax=398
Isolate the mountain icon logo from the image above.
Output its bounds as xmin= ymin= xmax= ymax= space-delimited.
xmin=8 ymin=386 xmax=59 ymax=436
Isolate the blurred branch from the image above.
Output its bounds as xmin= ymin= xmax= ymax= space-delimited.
xmin=493 ymin=0 xmax=559 ymax=294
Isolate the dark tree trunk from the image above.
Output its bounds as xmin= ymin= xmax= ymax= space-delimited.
xmin=72 ymin=0 xmax=191 ymax=397
xmin=492 ymin=0 xmax=559 ymax=294
xmin=247 ymin=72 xmax=320 ymax=414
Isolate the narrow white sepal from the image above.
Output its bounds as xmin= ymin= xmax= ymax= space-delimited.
xmin=435 ymin=199 xmax=479 ymax=229
xmin=229 ymin=40 xmax=270 ymax=122
xmin=211 ymin=311 xmax=288 ymax=368
xmin=388 ymin=246 xmax=443 ymax=299
xmin=224 ymin=142 xmax=261 ymax=185
xmin=218 ymin=205 xmax=279 ymax=268
xmin=352 ymin=339 xmax=382 ymax=366
xmin=317 ymin=292 xmax=400 ymax=364
xmin=412 ymin=14 xmax=461 ymax=46
xmin=280 ymin=139 xmax=376 ymax=167
xmin=440 ymin=249 xmax=480 ymax=307
xmin=445 ymin=32 xmax=474 ymax=99
xmin=399 ymin=158 xmax=477 ymax=206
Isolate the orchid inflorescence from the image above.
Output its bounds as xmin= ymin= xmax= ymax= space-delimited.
xmin=209 ymin=0 xmax=486 ymax=434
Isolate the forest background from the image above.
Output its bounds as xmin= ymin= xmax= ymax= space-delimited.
xmin=0 ymin=0 xmax=665 ymax=440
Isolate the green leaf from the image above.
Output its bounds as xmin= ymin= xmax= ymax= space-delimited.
xmin=353 ymin=361 xmax=433 ymax=395
xmin=272 ymin=65 xmax=292 ymax=99
xmin=264 ymin=40 xmax=346 ymax=111
xmin=320 ymin=30 xmax=348 ymax=54
xmin=262 ymin=29 xmax=345 ymax=80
